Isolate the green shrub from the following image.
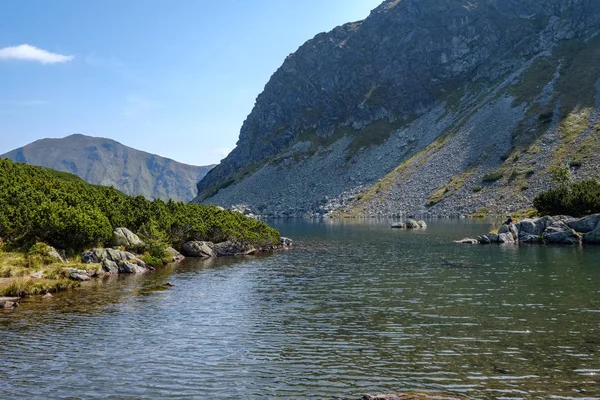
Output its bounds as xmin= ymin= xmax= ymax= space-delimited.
xmin=483 ymin=170 xmax=504 ymax=182
xmin=473 ymin=186 xmax=483 ymax=193
xmin=0 ymin=159 xmax=280 ymax=252
xmin=533 ymin=179 xmax=600 ymax=217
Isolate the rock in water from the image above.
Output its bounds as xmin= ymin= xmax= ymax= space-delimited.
xmin=406 ymin=219 xmax=421 ymax=229
xmin=391 ymin=223 xmax=407 ymax=229
xmin=543 ymin=222 xmax=582 ymax=245
xmin=181 ymin=241 xmax=216 ymax=258
xmin=455 ymin=238 xmax=479 ymax=245
xmin=280 ymin=237 xmax=293 ymax=246
xmin=214 ymin=241 xmax=257 ymax=256
xmin=360 ymin=393 xmax=470 ymax=400
xmin=583 ymin=223 xmax=600 ymax=244
xmin=111 ymin=227 xmax=144 ymax=250
xmin=498 ymin=233 xmax=515 ymax=244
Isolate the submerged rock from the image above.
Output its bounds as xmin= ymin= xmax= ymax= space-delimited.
xmin=391 ymin=223 xmax=407 ymax=229
xmin=359 ymin=393 xmax=470 ymax=400
xmin=0 ymin=297 xmax=20 ymax=308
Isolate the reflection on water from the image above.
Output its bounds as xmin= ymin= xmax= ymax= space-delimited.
xmin=1 ymin=219 xmax=599 ymax=399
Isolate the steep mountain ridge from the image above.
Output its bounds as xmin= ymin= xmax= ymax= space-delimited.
xmin=195 ymin=0 xmax=600 ymax=217
xmin=2 ymin=134 xmax=213 ymax=202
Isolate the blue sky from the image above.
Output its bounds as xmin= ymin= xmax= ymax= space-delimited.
xmin=0 ymin=0 xmax=382 ymax=166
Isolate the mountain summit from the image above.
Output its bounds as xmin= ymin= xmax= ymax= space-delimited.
xmin=2 ymin=134 xmax=213 ymax=202
xmin=194 ymin=0 xmax=600 ymax=217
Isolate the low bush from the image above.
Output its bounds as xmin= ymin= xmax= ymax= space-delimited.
xmin=483 ymin=170 xmax=504 ymax=182
xmin=533 ymin=179 xmax=600 ymax=217
xmin=0 ymin=159 xmax=280 ymax=252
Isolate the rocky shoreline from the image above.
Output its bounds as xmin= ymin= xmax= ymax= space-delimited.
xmin=0 ymin=227 xmax=292 ymax=303
xmin=455 ymin=214 xmax=600 ymax=245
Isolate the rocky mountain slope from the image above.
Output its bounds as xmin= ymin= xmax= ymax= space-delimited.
xmin=194 ymin=0 xmax=600 ymax=217
xmin=2 ymin=134 xmax=213 ymax=202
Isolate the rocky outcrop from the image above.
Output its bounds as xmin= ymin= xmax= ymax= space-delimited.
xmin=182 ymin=237 xmax=292 ymax=258
xmin=110 ymin=228 xmax=144 ymax=251
xmin=194 ymin=0 xmax=600 ymax=218
xmin=462 ymin=214 xmax=600 ymax=245
xmin=81 ymin=248 xmax=152 ymax=274
xmin=1 ymin=134 xmax=214 ymax=202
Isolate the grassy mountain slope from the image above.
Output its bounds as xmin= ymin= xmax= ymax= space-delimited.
xmin=1 ymin=134 xmax=214 ymax=202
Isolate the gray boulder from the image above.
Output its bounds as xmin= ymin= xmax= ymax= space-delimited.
xmin=181 ymin=241 xmax=216 ymax=258
xmin=519 ymin=233 xmax=542 ymax=243
xmin=280 ymin=237 xmax=293 ymax=246
xmin=214 ymin=241 xmax=257 ymax=256
xmin=498 ymin=233 xmax=515 ymax=243
xmin=498 ymin=224 xmax=511 ymax=234
xmin=478 ymin=235 xmax=491 ymax=244
xmin=81 ymin=248 xmax=149 ymax=274
xmin=487 ymin=233 xmax=499 ymax=243
xmin=455 ymin=238 xmax=479 ymax=245
xmin=111 ymin=228 xmax=144 ymax=250
xmin=509 ymin=224 xmax=519 ymax=239
xmin=418 ymin=221 xmax=427 ymax=228
xmin=0 ymin=299 xmax=19 ymax=309
xmin=101 ymin=259 xmax=119 ymax=274
xmin=543 ymin=222 xmax=581 ymax=245
xmin=118 ymin=261 xmax=149 ymax=274
xmin=391 ymin=223 xmax=406 ymax=229
xmin=516 ymin=217 xmax=548 ymax=236
xmin=583 ymin=224 xmax=600 ymax=244
xmin=406 ymin=219 xmax=421 ymax=229
xmin=166 ymin=247 xmax=185 ymax=263
xmin=567 ymin=214 xmax=600 ymax=233
xmin=65 ymin=268 xmax=92 ymax=281
xmin=47 ymin=247 xmax=66 ymax=263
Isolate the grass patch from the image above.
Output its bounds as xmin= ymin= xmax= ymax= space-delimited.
xmin=1 ymin=277 xmax=79 ymax=297
xmin=482 ymin=170 xmax=504 ymax=182
xmin=426 ymin=170 xmax=475 ymax=207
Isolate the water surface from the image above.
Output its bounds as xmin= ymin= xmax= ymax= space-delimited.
xmin=1 ymin=219 xmax=599 ymax=399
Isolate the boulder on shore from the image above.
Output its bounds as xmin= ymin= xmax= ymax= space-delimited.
xmin=455 ymin=238 xmax=479 ymax=245
xmin=181 ymin=241 xmax=216 ymax=258
xmin=81 ymin=248 xmax=151 ymax=274
xmin=166 ymin=247 xmax=185 ymax=263
xmin=566 ymin=214 xmax=600 ymax=233
xmin=583 ymin=223 xmax=600 ymax=244
xmin=214 ymin=241 xmax=257 ymax=256
xmin=110 ymin=227 xmax=144 ymax=250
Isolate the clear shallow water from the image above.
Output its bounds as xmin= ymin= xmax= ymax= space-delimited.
xmin=1 ymin=219 xmax=599 ymax=399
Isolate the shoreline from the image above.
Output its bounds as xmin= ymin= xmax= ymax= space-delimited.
xmin=0 ymin=232 xmax=293 ymax=305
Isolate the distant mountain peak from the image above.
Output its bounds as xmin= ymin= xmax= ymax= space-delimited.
xmin=1 ymin=134 xmax=214 ymax=202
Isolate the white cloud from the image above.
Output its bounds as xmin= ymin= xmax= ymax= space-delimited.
xmin=0 ymin=44 xmax=73 ymax=64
